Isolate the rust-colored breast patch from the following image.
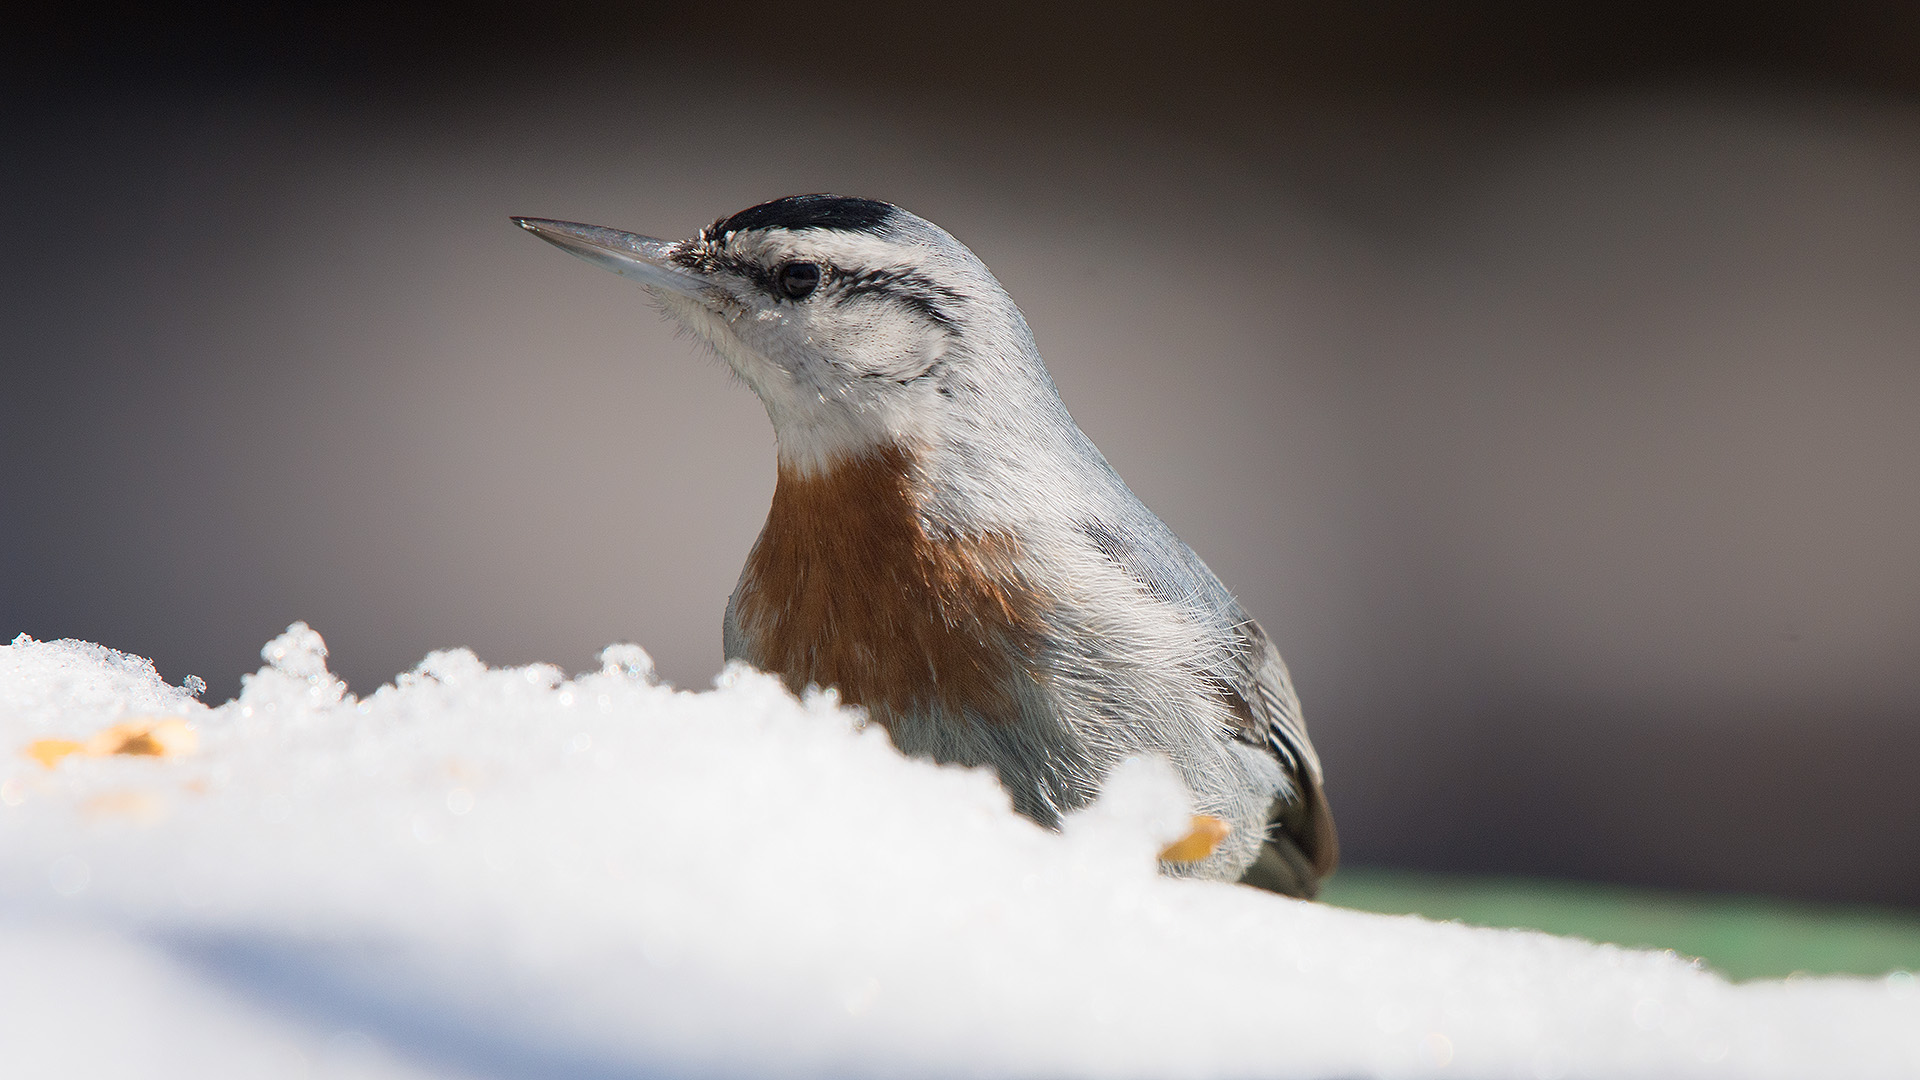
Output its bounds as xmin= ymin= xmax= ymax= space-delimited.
xmin=733 ymin=445 xmax=1042 ymax=723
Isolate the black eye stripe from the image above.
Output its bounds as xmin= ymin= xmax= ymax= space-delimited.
xmin=837 ymin=268 xmax=961 ymax=330
xmin=677 ymin=245 xmax=957 ymax=327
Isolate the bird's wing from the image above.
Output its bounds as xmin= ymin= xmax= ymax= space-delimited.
xmin=1078 ymin=516 xmax=1338 ymax=884
xmin=1215 ymin=617 xmax=1338 ymax=882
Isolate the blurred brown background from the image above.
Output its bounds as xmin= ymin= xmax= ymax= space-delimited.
xmin=4 ymin=2 xmax=1918 ymax=906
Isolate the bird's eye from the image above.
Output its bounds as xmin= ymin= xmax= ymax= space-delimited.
xmin=776 ymin=261 xmax=821 ymax=300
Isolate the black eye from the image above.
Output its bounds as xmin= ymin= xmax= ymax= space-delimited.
xmin=776 ymin=261 xmax=821 ymax=300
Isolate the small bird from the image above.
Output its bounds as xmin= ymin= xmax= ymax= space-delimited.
xmin=515 ymin=196 xmax=1336 ymax=897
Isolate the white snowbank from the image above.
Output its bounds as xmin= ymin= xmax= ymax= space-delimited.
xmin=2 ymin=626 xmax=1916 ymax=1080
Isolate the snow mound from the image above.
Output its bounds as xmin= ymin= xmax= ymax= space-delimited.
xmin=2 ymin=626 xmax=1916 ymax=1079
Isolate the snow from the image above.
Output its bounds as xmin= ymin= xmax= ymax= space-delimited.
xmin=2 ymin=626 xmax=1916 ymax=1080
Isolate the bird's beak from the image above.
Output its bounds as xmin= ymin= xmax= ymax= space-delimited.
xmin=511 ymin=217 xmax=714 ymax=298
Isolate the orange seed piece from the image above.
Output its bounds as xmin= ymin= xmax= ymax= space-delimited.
xmin=1159 ymin=814 xmax=1232 ymax=863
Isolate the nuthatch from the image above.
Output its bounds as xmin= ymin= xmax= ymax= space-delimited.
xmin=514 ymin=195 xmax=1336 ymax=896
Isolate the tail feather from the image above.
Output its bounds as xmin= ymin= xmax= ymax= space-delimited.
xmin=1238 ymin=780 xmax=1338 ymax=899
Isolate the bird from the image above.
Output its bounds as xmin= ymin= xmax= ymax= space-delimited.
xmin=514 ymin=195 xmax=1336 ymax=897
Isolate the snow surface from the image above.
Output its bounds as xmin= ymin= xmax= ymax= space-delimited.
xmin=2 ymin=626 xmax=1916 ymax=1080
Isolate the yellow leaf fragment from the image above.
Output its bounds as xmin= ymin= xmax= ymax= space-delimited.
xmin=23 ymin=716 xmax=198 ymax=769
xmin=93 ymin=717 xmax=198 ymax=758
xmin=26 ymin=739 xmax=85 ymax=769
xmin=1159 ymin=814 xmax=1233 ymax=863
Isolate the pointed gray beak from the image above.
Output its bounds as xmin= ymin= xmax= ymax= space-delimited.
xmin=512 ymin=217 xmax=714 ymax=297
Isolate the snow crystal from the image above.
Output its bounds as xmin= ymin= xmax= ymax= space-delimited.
xmin=2 ymin=626 xmax=1916 ymax=1079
